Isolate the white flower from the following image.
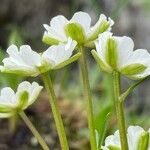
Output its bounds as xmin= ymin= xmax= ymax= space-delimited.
xmin=92 ymin=32 xmax=150 ymax=79
xmin=0 ymin=38 xmax=79 ymax=76
xmin=102 ymin=126 xmax=150 ymax=150
xmin=0 ymin=81 xmax=43 ymax=118
xmin=43 ymin=11 xmax=114 ymax=46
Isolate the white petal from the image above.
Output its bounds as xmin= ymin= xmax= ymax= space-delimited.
xmin=1 ymin=45 xmax=42 ymax=76
xmin=16 ymin=81 xmax=43 ymax=107
xmin=43 ymin=15 xmax=68 ymax=42
xmin=42 ymin=38 xmax=77 ymax=66
xmin=102 ymin=130 xmax=121 ymax=148
xmin=28 ymin=82 xmax=43 ymax=105
xmin=0 ymin=87 xmax=17 ymax=107
xmin=120 ymin=49 xmax=150 ymax=68
xmin=127 ymin=126 xmax=145 ymax=150
xmin=19 ymin=45 xmax=41 ymax=66
xmin=43 ymin=25 xmax=67 ymax=42
xmin=17 ymin=81 xmax=31 ymax=94
xmin=115 ymin=36 xmax=134 ymax=68
xmin=71 ymin=11 xmax=91 ymax=34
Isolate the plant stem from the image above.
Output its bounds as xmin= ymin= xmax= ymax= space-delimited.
xmin=78 ymin=46 xmax=97 ymax=150
xmin=113 ymin=71 xmax=128 ymax=150
xmin=9 ymin=114 xmax=18 ymax=133
xmin=20 ymin=111 xmax=49 ymax=150
xmin=42 ymin=72 xmax=69 ymax=150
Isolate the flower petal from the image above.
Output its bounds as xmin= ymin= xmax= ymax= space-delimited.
xmin=127 ymin=126 xmax=145 ymax=150
xmin=87 ymin=14 xmax=114 ymax=41
xmin=16 ymin=81 xmax=43 ymax=108
xmin=43 ymin=15 xmax=68 ymax=43
xmin=28 ymin=82 xmax=43 ymax=106
xmin=71 ymin=11 xmax=91 ymax=34
xmin=42 ymin=38 xmax=77 ymax=67
xmin=1 ymin=45 xmax=42 ymax=76
xmin=0 ymin=87 xmax=17 ymax=107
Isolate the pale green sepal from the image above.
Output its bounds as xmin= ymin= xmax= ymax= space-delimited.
xmin=42 ymin=35 xmax=60 ymax=45
xmin=0 ymin=112 xmax=13 ymax=118
xmin=105 ymin=38 xmax=118 ymax=69
xmin=107 ymin=145 xmax=121 ymax=150
xmin=87 ymin=21 xmax=110 ymax=42
xmin=137 ymin=131 xmax=149 ymax=150
xmin=91 ymin=50 xmax=112 ymax=73
xmin=0 ymin=105 xmax=13 ymax=113
xmin=65 ymin=23 xmax=85 ymax=44
xmin=53 ymin=52 xmax=81 ymax=70
xmin=18 ymin=91 xmax=29 ymax=110
xmin=120 ymin=63 xmax=147 ymax=76
xmin=0 ymin=68 xmax=39 ymax=77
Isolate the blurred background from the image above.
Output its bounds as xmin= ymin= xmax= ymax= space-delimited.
xmin=0 ymin=0 xmax=150 ymax=149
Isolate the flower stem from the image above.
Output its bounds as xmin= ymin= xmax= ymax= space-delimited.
xmin=20 ymin=111 xmax=50 ymax=150
xmin=41 ymin=72 xmax=69 ymax=150
xmin=113 ymin=71 xmax=129 ymax=150
xmin=78 ymin=46 xmax=97 ymax=150
xmin=9 ymin=114 xmax=18 ymax=133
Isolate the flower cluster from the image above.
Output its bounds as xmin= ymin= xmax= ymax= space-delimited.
xmin=92 ymin=32 xmax=150 ymax=80
xmin=102 ymin=126 xmax=150 ymax=150
xmin=0 ymin=11 xmax=149 ymax=149
xmin=43 ymin=11 xmax=114 ymax=46
xmin=0 ymin=38 xmax=79 ymax=77
xmin=0 ymin=81 xmax=42 ymax=118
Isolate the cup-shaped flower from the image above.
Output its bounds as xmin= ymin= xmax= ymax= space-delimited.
xmin=42 ymin=11 xmax=114 ymax=46
xmin=0 ymin=38 xmax=80 ymax=77
xmin=101 ymin=126 xmax=150 ymax=150
xmin=92 ymin=32 xmax=150 ymax=80
xmin=0 ymin=81 xmax=43 ymax=118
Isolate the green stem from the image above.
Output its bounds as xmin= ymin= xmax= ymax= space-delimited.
xmin=113 ymin=71 xmax=129 ymax=150
xmin=9 ymin=114 xmax=18 ymax=133
xmin=20 ymin=111 xmax=49 ymax=150
xmin=78 ymin=46 xmax=97 ymax=150
xmin=41 ymin=72 xmax=69 ymax=150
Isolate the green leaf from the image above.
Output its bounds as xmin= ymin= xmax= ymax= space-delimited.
xmin=65 ymin=23 xmax=85 ymax=44
xmin=18 ymin=91 xmax=29 ymax=110
xmin=137 ymin=131 xmax=149 ymax=150
xmin=53 ymin=52 xmax=81 ymax=70
xmin=105 ymin=38 xmax=118 ymax=69
xmin=42 ymin=35 xmax=60 ymax=45
xmin=120 ymin=63 xmax=147 ymax=76
xmin=91 ymin=50 xmax=112 ymax=73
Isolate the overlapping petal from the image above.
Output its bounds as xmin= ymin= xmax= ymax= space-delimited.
xmin=42 ymin=38 xmax=77 ymax=66
xmin=93 ymin=32 xmax=150 ymax=79
xmin=43 ymin=11 xmax=114 ymax=46
xmin=0 ymin=81 xmax=43 ymax=118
